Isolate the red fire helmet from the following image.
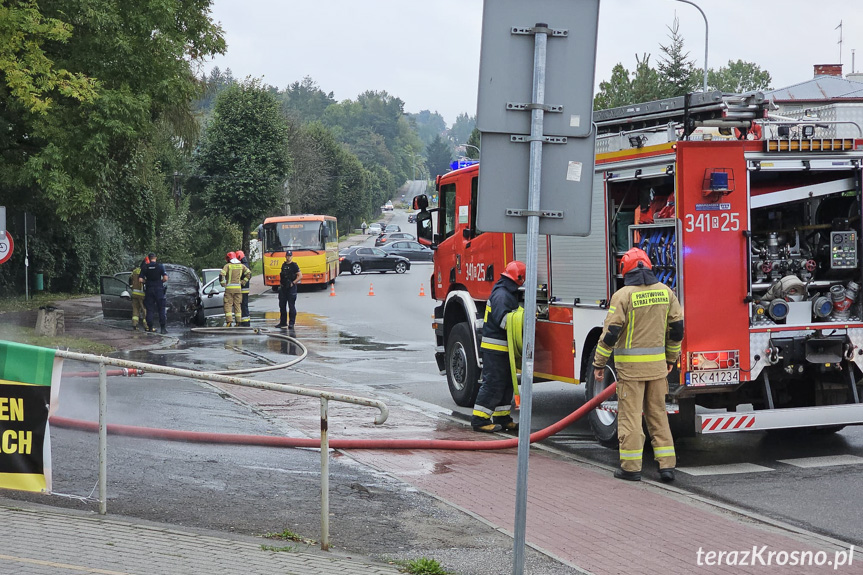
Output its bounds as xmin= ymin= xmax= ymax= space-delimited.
xmin=502 ymin=260 xmax=527 ymax=286
xmin=619 ymin=247 xmax=653 ymax=275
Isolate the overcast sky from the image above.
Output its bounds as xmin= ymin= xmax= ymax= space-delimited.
xmin=202 ymin=0 xmax=863 ymax=126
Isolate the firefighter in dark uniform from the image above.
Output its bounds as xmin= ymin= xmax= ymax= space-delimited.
xmin=471 ymin=260 xmax=526 ymax=433
xmin=139 ymin=252 xmax=168 ymax=334
xmin=237 ymin=250 xmax=251 ymax=327
xmin=276 ymin=250 xmax=302 ymax=329
xmin=593 ymin=247 xmax=684 ymax=482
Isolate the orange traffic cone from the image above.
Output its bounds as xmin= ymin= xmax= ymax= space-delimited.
xmin=329 ymin=283 xmax=336 ymax=297
xmin=368 ymin=283 xmax=375 ymax=296
xmin=419 ymin=283 xmax=426 ymax=297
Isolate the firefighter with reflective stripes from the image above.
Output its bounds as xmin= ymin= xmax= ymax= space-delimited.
xmin=471 ymin=261 xmax=525 ymax=433
xmin=130 ymin=263 xmax=147 ymax=331
xmin=220 ymin=252 xmax=251 ymax=327
xmin=237 ymin=250 xmax=251 ymax=326
xmin=593 ymin=247 xmax=684 ymax=482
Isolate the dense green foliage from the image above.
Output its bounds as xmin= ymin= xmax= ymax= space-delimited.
xmin=426 ymin=135 xmax=453 ymax=179
xmin=196 ymin=80 xmax=291 ymax=251
xmin=0 ymin=0 xmax=225 ymax=295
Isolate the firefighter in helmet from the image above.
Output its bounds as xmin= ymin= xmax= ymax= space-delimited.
xmin=593 ymin=247 xmax=684 ymax=482
xmin=471 ymin=260 xmax=525 ymax=433
xmin=236 ymin=249 xmax=251 ymax=327
xmin=130 ymin=260 xmax=148 ymax=331
xmin=220 ymin=251 xmax=251 ymax=327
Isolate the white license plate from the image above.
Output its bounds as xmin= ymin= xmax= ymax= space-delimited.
xmin=686 ymin=369 xmax=740 ymax=386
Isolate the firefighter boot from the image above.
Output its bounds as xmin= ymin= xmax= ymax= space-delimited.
xmin=472 ymin=422 xmax=502 ymax=433
xmin=494 ymin=417 xmax=519 ymax=433
xmin=613 ymin=467 xmax=642 ymax=482
xmin=659 ymin=468 xmax=675 ymax=482
xmin=160 ymin=326 xmax=168 ymax=335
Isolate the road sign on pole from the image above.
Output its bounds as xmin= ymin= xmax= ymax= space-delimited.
xmin=0 ymin=232 xmax=14 ymax=264
xmin=474 ymin=2 xmax=600 ymax=574
xmin=475 ymin=0 xmax=599 ymax=237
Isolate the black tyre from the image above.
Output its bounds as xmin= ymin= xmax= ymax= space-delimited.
xmin=445 ymin=322 xmax=480 ymax=407
xmin=351 ymin=262 xmax=363 ymax=275
xmin=272 ymin=285 xmax=279 ymax=293
xmin=585 ymin=345 xmax=619 ymax=448
xmin=394 ymin=261 xmax=407 ymax=274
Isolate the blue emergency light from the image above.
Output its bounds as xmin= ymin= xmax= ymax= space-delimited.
xmin=709 ymin=171 xmax=729 ymax=191
xmin=450 ymin=158 xmax=479 ymax=171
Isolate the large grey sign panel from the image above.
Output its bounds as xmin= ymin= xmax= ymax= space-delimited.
xmin=476 ymin=134 xmax=595 ymax=236
xmin=476 ymin=0 xmax=600 ymax=138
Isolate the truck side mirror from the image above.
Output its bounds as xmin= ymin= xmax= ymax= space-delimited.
xmin=413 ymin=194 xmax=429 ymax=211
xmin=416 ymin=211 xmax=433 ymax=245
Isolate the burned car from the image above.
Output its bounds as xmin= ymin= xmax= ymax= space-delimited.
xmin=100 ymin=264 xmax=224 ymax=325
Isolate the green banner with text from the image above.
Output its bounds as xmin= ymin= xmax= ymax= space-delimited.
xmin=0 ymin=341 xmax=62 ymax=492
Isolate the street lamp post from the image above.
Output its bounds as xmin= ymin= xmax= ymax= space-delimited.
xmin=457 ymin=143 xmax=480 ymax=158
xmin=673 ymin=0 xmax=708 ymax=92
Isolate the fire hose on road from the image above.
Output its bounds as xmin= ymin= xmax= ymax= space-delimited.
xmin=51 ymin=383 xmax=616 ymax=450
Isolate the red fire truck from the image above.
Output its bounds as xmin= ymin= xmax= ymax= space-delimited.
xmin=412 ymin=91 xmax=863 ymax=443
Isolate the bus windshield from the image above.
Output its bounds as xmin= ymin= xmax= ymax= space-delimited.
xmin=263 ymin=221 xmax=323 ymax=252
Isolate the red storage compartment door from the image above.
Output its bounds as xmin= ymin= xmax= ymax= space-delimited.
xmin=677 ymin=141 xmax=751 ymax=378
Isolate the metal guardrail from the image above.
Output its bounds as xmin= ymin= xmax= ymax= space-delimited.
xmin=53 ymin=348 xmax=389 ymax=551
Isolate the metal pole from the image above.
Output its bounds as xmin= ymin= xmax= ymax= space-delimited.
xmin=320 ymin=396 xmax=329 ymax=551
xmin=98 ymin=361 xmax=108 ymax=515
xmin=24 ymin=224 xmax=29 ymax=301
xmin=512 ymin=22 xmax=547 ymax=575
xmin=674 ymin=0 xmax=708 ymax=92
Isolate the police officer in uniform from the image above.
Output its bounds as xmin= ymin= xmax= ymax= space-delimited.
xmin=593 ymin=247 xmax=684 ymax=482
xmin=276 ymin=250 xmax=302 ymax=328
xmin=471 ymin=261 xmax=525 ymax=433
xmin=139 ymin=252 xmax=168 ymax=334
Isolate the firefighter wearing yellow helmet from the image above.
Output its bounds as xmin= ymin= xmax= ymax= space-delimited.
xmin=593 ymin=247 xmax=684 ymax=482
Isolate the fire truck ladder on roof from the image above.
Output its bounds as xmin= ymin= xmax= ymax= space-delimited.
xmin=594 ymin=90 xmax=768 ymax=140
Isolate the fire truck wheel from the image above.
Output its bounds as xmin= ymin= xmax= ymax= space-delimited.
xmin=585 ymin=346 xmax=619 ymax=448
xmin=446 ymin=322 xmax=480 ymax=407
xmin=272 ymin=286 xmax=279 ymax=292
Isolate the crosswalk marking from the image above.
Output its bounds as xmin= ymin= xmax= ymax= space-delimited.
xmin=776 ymin=455 xmax=863 ymax=468
xmin=677 ymin=463 xmax=774 ymax=476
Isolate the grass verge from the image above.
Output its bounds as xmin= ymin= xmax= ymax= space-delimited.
xmin=392 ymin=557 xmax=449 ymax=575
xmin=0 ymin=325 xmax=114 ymax=355
xmin=0 ymin=292 xmax=90 ymax=314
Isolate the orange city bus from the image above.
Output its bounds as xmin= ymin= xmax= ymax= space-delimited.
xmin=261 ymin=215 xmax=339 ymax=290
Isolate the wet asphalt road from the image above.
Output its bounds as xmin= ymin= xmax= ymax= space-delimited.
xmin=5 ymin=207 xmax=860 ymax=567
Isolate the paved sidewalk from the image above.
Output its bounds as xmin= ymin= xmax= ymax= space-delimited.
xmin=213 ymin=382 xmax=863 ymax=575
xmin=0 ymin=501 xmax=402 ymax=575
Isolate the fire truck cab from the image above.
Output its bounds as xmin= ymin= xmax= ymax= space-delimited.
xmin=415 ymin=90 xmax=863 ymax=444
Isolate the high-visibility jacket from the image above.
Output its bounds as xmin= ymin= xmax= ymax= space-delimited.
xmin=593 ymin=267 xmax=684 ymax=380
xmin=239 ymin=256 xmax=251 ymax=294
xmin=130 ymin=267 xmax=145 ymax=297
xmin=220 ymin=262 xmax=251 ymax=293
xmin=480 ymin=276 xmax=520 ymax=355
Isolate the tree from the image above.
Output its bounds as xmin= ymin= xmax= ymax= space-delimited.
xmin=280 ymin=76 xmax=335 ymax=122
xmin=594 ymin=63 xmax=632 ymax=110
xmin=465 ymin=128 xmax=481 ymax=159
xmin=708 ymin=60 xmax=772 ymax=93
xmin=657 ymin=17 xmax=699 ymax=98
xmin=196 ymin=80 xmax=291 ymax=253
xmin=631 ymin=54 xmax=663 ymax=104
xmin=450 ymin=113 xmax=476 ymax=146
xmin=407 ymin=110 xmax=447 ymax=148
xmin=426 ymin=134 xmax=453 ymax=179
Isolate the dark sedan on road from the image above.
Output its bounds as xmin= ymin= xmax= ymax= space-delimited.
xmin=381 ymin=240 xmax=433 ymax=261
xmin=339 ymin=246 xmax=411 ymax=275
xmin=100 ymin=264 xmax=224 ymax=325
xmin=374 ymin=231 xmax=416 ymax=247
